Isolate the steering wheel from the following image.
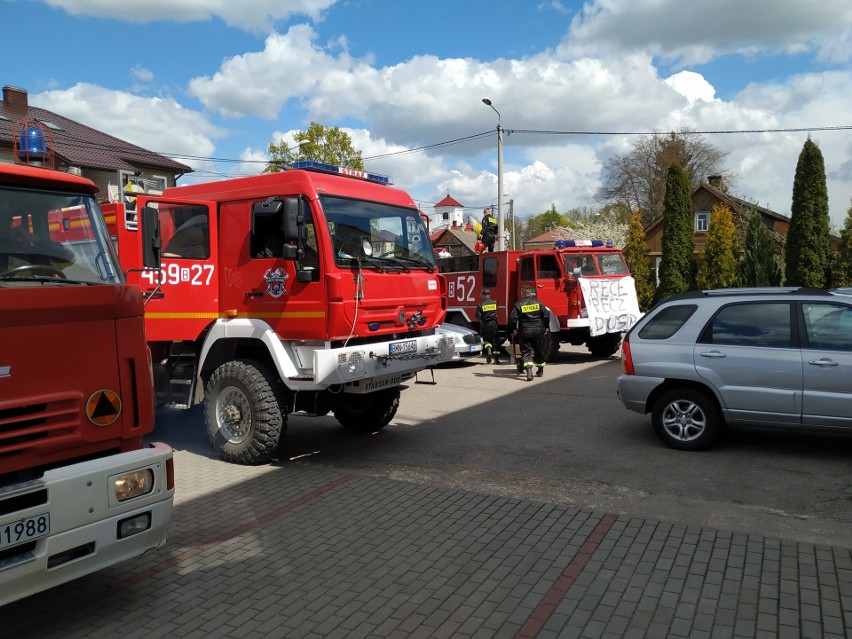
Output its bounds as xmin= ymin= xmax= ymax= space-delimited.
xmin=0 ymin=264 xmax=67 ymax=279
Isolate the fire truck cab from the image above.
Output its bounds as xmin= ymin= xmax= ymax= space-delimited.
xmin=110 ymin=161 xmax=452 ymax=465
xmin=0 ymin=161 xmax=173 ymax=606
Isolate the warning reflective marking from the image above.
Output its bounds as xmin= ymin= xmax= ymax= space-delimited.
xmin=86 ymin=390 xmax=121 ymax=426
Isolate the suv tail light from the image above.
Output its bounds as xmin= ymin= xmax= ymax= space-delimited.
xmin=621 ymin=338 xmax=634 ymax=375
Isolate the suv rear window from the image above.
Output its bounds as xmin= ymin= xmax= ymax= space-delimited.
xmin=638 ymin=304 xmax=696 ymax=339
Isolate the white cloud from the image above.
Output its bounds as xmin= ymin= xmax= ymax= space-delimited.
xmin=665 ymin=71 xmax=716 ymax=104
xmin=559 ymin=0 xmax=852 ymax=65
xmin=39 ymin=0 xmax=337 ymax=32
xmin=187 ymin=25 xmax=357 ymax=119
xmin=130 ymin=66 xmax=154 ymax=83
xmin=31 ymin=83 xmax=226 ymax=172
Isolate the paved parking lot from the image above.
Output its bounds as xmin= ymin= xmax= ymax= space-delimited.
xmin=4 ymin=354 xmax=852 ymax=638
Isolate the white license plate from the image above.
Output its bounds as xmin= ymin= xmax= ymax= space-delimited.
xmin=469 ymin=345 xmax=482 ymax=352
xmin=390 ymin=340 xmax=417 ymax=354
xmin=0 ymin=513 xmax=50 ymax=550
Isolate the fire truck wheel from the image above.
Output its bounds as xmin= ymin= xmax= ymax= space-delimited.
xmin=587 ymin=333 xmax=622 ymax=358
xmin=204 ymin=360 xmax=288 ymax=465
xmin=332 ymin=388 xmax=400 ymax=432
xmin=545 ymin=333 xmax=560 ymax=362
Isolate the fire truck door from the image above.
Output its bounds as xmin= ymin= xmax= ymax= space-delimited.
xmin=131 ymin=199 xmax=219 ymax=343
xmin=533 ymin=252 xmax=563 ymax=310
xmin=241 ymin=199 xmax=326 ymax=341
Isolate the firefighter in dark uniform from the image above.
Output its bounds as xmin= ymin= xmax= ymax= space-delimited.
xmin=480 ymin=208 xmax=498 ymax=253
xmin=475 ymin=288 xmax=501 ymax=364
xmin=509 ymin=284 xmax=550 ymax=381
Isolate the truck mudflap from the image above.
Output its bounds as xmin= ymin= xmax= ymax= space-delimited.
xmin=0 ymin=442 xmax=174 ymax=607
xmin=312 ymin=332 xmax=455 ymax=387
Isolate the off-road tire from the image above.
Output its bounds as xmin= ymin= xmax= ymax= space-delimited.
xmin=651 ymin=388 xmax=722 ymax=451
xmin=204 ymin=359 xmax=289 ymax=464
xmin=587 ymin=333 xmax=622 ymax=358
xmin=333 ymin=388 xmax=400 ymax=432
xmin=545 ymin=333 xmax=560 ymax=361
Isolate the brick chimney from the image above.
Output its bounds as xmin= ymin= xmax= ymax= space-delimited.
xmin=708 ymin=174 xmax=723 ymax=189
xmin=2 ymin=86 xmax=29 ymax=114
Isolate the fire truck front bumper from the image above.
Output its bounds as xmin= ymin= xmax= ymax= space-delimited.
xmin=312 ymin=332 xmax=455 ymax=390
xmin=0 ymin=442 xmax=174 ymax=607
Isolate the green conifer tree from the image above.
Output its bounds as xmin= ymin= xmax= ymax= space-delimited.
xmin=697 ymin=204 xmax=738 ymax=289
xmin=785 ymin=138 xmax=830 ymax=287
xmin=622 ymin=212 xmax=655 ymax=310
xmin=739 ymin=211 xmax=782 ymax=286
xmin=830 ymin=201 xmax=852 ymax=287
xmin=655 ymin=164 xmax=694 ymax=301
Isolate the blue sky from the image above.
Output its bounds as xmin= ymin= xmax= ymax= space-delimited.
xmin=3 ymin=0 xmax=851 ymax=226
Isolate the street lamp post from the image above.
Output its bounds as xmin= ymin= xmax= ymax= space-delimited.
xmin=482 ymin=98 xmax=505 ymax=251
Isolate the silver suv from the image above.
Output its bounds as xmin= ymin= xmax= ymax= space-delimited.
xmin=617 ymin=288 xmax=852 ymax=450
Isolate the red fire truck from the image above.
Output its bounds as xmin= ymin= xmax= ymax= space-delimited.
xmin=0 ymin=162 xmax=174 ymax=606
xmin=442 ymin=240 xmax=641 ymax=359
xmin=105 ymin=160 xmax=453 ymax=465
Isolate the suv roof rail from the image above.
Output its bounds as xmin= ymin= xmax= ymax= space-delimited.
xmin=665 ymin=287 xmax=832 ymax=302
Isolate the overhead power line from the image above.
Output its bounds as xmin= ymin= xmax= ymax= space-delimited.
xmin=47 ymin=124 xmax=852 ymax=172
xmin=510 ymin=125 xmax=852 ymax=136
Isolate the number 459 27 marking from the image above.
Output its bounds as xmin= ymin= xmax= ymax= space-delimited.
xmin=140 ymin=263 xmax=215 ymax=287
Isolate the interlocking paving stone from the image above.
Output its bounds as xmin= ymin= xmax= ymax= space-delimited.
xmin=2 ymin=453 xmax=850 ymax=638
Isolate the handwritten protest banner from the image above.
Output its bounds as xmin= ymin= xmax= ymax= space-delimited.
xmin=579 ymin=276 xmax=642 ymax=336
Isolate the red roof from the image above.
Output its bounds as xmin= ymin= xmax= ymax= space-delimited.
xmin=434 ymin=194 xmax=464 ymax=208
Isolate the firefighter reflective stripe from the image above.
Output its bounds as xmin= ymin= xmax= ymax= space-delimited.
xmin=86 ymin=390 xmax=122 ymax=426
xmin=520 ymin=303 xmax=540 ymax=313
xmin=480 ymin=303 xmax=497 ymax=312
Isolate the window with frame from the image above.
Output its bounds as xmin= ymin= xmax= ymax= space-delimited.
xmin=161 ymin=204 xmax=210 ymax=259
xmin=519 ymin=256 xmax=534 ymax=281
xmin=481 ymin=256 xmax=499 ymax=288
xmin=695 ymin=211 xmax=709 ymax=232
xmin=536 ymin=254 xmax=560 ymax=279
xmin=700 ymin=302 xmax=792 ymax=348
xmin=638 ymin=305 xmax=697 ymax=340
xmin=802 ymin=303 xmax=852 ymax=351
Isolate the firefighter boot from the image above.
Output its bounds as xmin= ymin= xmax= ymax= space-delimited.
xmin=485 ymin=346 xmax=492 ymax=365
xmin=536 ymin=366 xmax=544 ymax=378
xmin=526 ymin=366 xmax=533 ymax=382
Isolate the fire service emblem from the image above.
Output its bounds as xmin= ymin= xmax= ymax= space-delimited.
xmin=263 ymin=268 xmax=289 ymax=298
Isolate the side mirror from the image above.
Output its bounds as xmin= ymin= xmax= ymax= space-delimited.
xmin=282 ymin=198 xmax=302 ymax=242
xmin=140 ymin=205 xmax=161 ymax=269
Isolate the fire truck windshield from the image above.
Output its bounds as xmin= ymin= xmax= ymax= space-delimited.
xmin=0 ymin=186 xmax=123 ymax=285
xmin=320 ymin=195 xmax=436 ymax=271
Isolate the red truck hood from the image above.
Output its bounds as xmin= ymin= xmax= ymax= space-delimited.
xmin=0 ymin=285 xmax=149 ymax=477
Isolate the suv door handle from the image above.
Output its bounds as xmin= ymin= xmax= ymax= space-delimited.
xmin=808 ymin=358 xmax=839 ymax=367
xmin=699 ymin=350 xmax=726 ymax=358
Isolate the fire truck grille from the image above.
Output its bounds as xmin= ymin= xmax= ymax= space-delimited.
xmin=0 ymin=398 xmax=79 ymax=456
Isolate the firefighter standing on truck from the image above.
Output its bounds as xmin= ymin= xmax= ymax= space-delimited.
xmin=479 ymin=208 xmax=498 ymax=253
xmin=476 ymin=288 xmax=500 ymax=365
xmin=509 ymin=284 xmax=550 ymax=382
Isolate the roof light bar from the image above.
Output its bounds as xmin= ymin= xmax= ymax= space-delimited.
xmin=291 ymin=160 xmax=392 ymax=185
xmin=554 ymin=239 xmax=610 ymax=248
